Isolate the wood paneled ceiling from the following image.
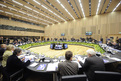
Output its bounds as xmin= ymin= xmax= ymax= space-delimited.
xmin=0 ymin=0 xmax=121 ymax=27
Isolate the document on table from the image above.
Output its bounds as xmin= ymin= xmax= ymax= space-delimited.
xmin=29 ymin=62 xmax=38 ymax=67
xmin=24 ymin=55 xmax=35 ymax=62
xmin=78 ymin=57 xmax=86 ymax=63
xmin=46 ymin=62 xmax=59 ymax=71
xmin=109 ymin=57 xmax=121 ymax=61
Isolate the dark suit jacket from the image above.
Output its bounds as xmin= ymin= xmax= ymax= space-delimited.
xmin=58 ymin=60 xmax=79 ymax=76
xmin=79 ymin=55 xmax=105 ymax=81
xmin=0 ymin=48 xmax=5 ymax=61
xmin=6 ymin=55 xmax=30 ymax=75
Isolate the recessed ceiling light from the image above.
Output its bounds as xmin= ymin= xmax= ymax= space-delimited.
xmin=57 ymin=0 xmax=75 ymax=20
xmin=96 ymin=0 xmax=101 ymax=15
xmin=112 ymin=1 xmax=121 ymax=12
xmin=78 ymin=0 xmax=85 ymax=17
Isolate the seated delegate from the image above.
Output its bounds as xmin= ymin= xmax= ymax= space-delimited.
xmin=58 ymin=51 xmax=79 ymax=76
xmin=2 ymin=45 xmax=15 ymax=67
xmin=78 ymin=49 xmax=105 ymax=81
xmin=5 ymin=48 xmax=31 ymax=81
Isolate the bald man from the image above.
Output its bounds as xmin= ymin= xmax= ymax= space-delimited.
xmin=0 ymin=44 xmax=7 ymax=61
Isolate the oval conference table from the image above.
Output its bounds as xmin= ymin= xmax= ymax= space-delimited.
xmin=27 ymin=55 xmax=121 ymax=81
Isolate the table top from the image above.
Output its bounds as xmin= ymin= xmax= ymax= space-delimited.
xmin=27 ymin=56 xmax=120 ymax=73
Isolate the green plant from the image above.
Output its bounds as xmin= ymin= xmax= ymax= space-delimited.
xmin=19 ymin=42 xmax=105 ymax=54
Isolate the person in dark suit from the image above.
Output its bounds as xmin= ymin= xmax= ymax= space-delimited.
xmin=79 ymin=49 xmax=105 ymax=81
xmin=0 ymin=44 xmax=7 ymax=62
xmin=6 ymin=48 xmax=30 ymax=75
xmin=0 ymin=36 xmax=3 ymax=44
xmin=100 ymin=37 xmax=103 ymax=43
xmin=5 ymin=38 xmax=10 ymax=45
xmin=58 ymin=51 xmax=79 ymax=76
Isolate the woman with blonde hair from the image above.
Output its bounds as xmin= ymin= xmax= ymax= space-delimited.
xmin=2 ymin=44 xmax=15 ymax=67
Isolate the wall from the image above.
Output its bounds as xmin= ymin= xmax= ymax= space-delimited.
xmin=0 ymin=18 xmax=45 ymax=37
xmin=45 ymin=11 xmax=121 ymax=42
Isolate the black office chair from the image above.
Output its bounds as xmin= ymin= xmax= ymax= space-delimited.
xmin=61 ymin=75 xmax=87 ymax=81
xmin=0 ymin=65 xmax=23 ymax=81
xmin=94 ymin=71 xmax=121 ymax=81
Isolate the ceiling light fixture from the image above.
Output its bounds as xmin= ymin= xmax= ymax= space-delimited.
xmin=0 ymin=3 xmax=7 ymax=7
xmin=33 ymin=0 xmax=66 ymax=21
xmin=19 ymin=11 xmax=26 ymax=14
xmin=12 ymin=0 xmax=57 ymax=23
xmin=112 ymin=1 xmax=121 ymax=12
xmin=0 ymin=10 xmax=4 ymax=12
xmin=78 ymin=0 xmax=85 ymax=17
xmin=12 ymin=0 xmax=23 ymax=6
xmin=2 ymin=9 xmax=48 ymax=25
xmin=14 ymin=14 xmax=21 ymax=17
xmin=57 ymin=0 xmax=75 ymax=20
xmin=96 ymin=0 xmax=101 ymax=15
xmin=8 ymin=7 xmax=17 ymax=11
xmin=24 ymin=5 xmax=32 ymax=10
xmin=5 ymin=11 xmax=13 ymax=15
xmin=33 ymin=0 xmax=41 ymax=5
xmin=46 ymin=0 xmax=70 ymax=20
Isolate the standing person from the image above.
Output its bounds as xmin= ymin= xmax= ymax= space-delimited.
xmin=78 ymin=49 xmax=105 ymax=81
xmin=58 ymin=51 xmax=79 ymax=76
xmin=0 ymin=44 xmax=7 ymax=62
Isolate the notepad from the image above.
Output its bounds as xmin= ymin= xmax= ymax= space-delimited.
xmin=29 ymin=62 xmax=38 ymax=67
xmin=78 ymin=57 xmax=85 ymax=63
xmin=44 ymin=60 xmax=51 ymax=63
xmin=36 ymin=64 xmax=47 ymax=70
xmin=46 ymin=62 xmax=59 ymax=71
xmin=24 ymin=55 xmax=35 ymax=62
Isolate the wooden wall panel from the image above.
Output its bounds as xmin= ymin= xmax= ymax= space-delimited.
xmin=45 ymin=11 xmax=121 ymax=41
xmin=0 ymin=29 xmax=44 ymax=36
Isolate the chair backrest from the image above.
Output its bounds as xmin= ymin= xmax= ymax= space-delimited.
xmin=0 ymin=65 xmax=23 ymax=81
xmin=61 ymin=75 xmax=87 ymax=81
xmin=0 ymin=65 xmax=10 ymax=81
xmin=94 ymin=71 xmax=121 ymax=81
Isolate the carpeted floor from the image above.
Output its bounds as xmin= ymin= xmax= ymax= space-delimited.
xmin=28 ymin=45 xmax=93 ymax=58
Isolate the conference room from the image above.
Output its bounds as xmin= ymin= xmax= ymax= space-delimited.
xmin=0 ymin=0 xmax=121 ymax=81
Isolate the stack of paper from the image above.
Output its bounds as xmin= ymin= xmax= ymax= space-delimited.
xmin=78 ymin=57 xmax=85 ymax=63
xmin=46 ymin=62 xmax=59 ymax=71
xmin=29 ymin=62 xmax=38 ymax=67
xmin=24 ymin=55 xmax=35 ymax=62
xmin=44 ymin=60 xmax=51 ymax=63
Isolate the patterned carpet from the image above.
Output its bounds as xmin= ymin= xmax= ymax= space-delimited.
xmin=28 ymin=45 xmax=93 ymax=58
